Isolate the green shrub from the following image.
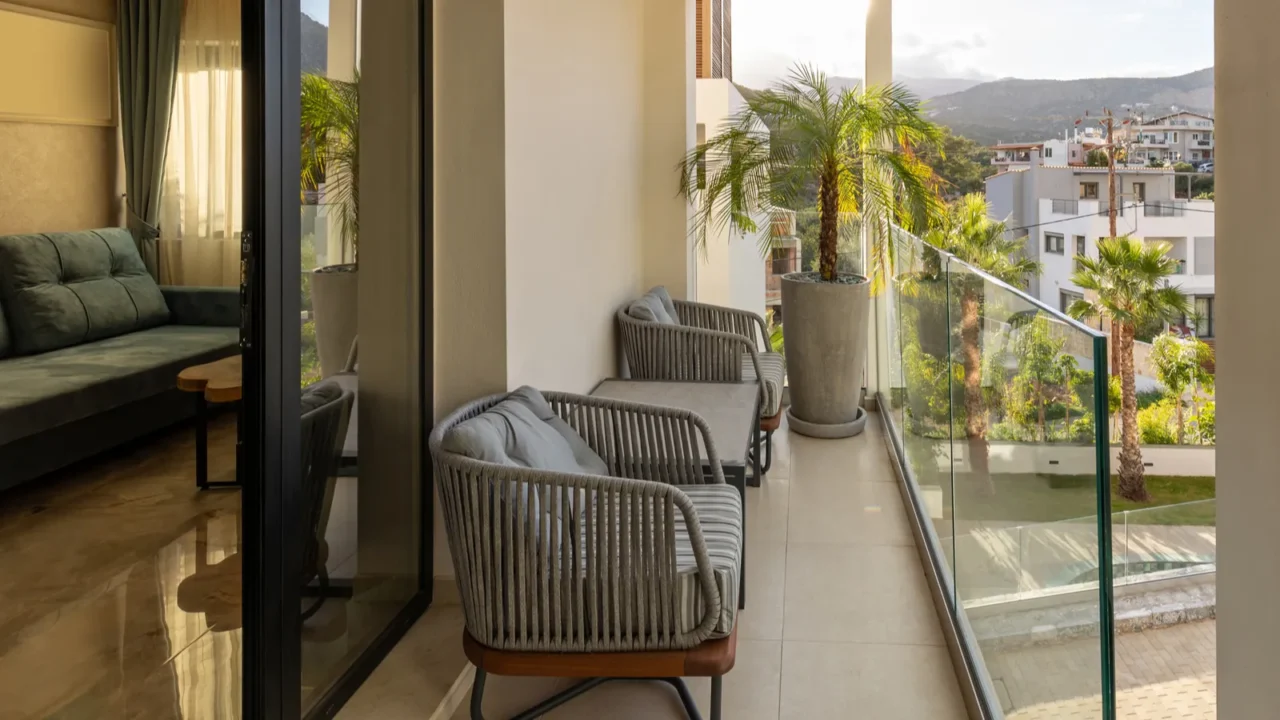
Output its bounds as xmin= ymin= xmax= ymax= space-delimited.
xmin=1136 ymin=388 xmax=1166 ymax=411
xmin=1138 ymin=398 xmax=1178 ymax=445
xmin=1191 ymin=401 xmax=1216 ymax=444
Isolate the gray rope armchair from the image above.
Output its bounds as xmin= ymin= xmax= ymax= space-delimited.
xmin=431 ymin=389 xmax=743 ymax=720
xmin=618 ymin=288 xmax=786 ymax=474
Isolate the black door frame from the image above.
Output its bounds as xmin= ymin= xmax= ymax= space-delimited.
xmin=241 ymin=1 xmax=434 ymax=718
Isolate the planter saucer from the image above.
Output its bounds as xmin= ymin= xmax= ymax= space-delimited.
xmin=786 ymin=406 xmax=868 ymax=439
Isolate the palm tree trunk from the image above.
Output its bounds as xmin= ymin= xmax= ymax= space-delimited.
xmin=818 ymin=164 xmax=840 ymax=282
xmin=959 ymin=289 xmax=992 ymax=485
xmin=1117 ymin=322 xmax=1150 ymax=501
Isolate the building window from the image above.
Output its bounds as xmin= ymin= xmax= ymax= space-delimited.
xmin=1194 ymin=296 xmax=1215 ymax=338
xmin=1074 ymin=236 xmax=1087 ymax=270
xmin=1045 ymin=147 xmax=1053 ymax=158
xmin=1192 ymin=133 xmax=1199 ymax=140
xmin=1080 ymin=182 xmax=1100 ymax=200
xmin=771 ymin=247 xmax=790 ymax=275
xmin=1045 ymin=233 xmax=1065 ymax=255
xmin=1132 ymin=182 xmax=1146 ymax=202
xmin=1060 ymin=290 xmax=1084 ymax=314
xmin=1173 ymin=132 xmax=1179 ymax=142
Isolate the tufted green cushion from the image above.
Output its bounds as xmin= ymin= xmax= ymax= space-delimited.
xmin=0 ymin=229 xmax=170 ymax=354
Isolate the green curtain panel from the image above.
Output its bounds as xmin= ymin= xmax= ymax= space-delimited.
xmin=117 ymin=0 xmax=182 ymax=280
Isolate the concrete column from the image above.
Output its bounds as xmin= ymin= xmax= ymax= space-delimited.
xmin=432 ymin=0 xmax=509 ymax=578
xmin=866 ymin=0 xmax=891 ymax=398
xmin=325 ymin=0 xmax=360 ymax=264
xmin=640 ymin=0 xmax=696 ymax=300
xmin=1217 ymin=1 xmax=1280 ymax=717
xmin=356 ymin=0 xmax=422 ymax=582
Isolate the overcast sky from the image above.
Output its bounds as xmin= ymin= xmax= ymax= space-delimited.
xmin=734 ymin=0 xmax=1214 ymax=87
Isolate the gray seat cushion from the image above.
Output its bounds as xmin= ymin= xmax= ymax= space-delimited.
xmin=0 ymin=325 xmax=238 ymax=445
xmin=743 ymin=351 xmax=786 ymax=417
xmin=0 ymin=229 xmax=170 ymax=354
xmin=441 ymin=386 xmax=607 ymax=476
xmin=581 ymin=483 xmax=742 ymax=639
xmin=626 ymin=286 xmax=680 ymax=325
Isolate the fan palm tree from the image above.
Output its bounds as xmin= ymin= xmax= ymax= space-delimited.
xmin=678 ymin=64 xmax=943 ymax=290
xmin=1067 ymin=236 xmax=1190 ymax=501
xmin=924 ymin=194 xmax=1040 ymax=476
xmin=301 ymin=72 xmax=359 ymax=264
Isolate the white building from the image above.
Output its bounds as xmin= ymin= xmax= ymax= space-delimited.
xmin=986 ymin=161 xmax=1216 ymax=338
xmin=693 ymin=78 xmax=768 ymax=321
xmin=1116 ymin=111 xmax=1215 ymax=166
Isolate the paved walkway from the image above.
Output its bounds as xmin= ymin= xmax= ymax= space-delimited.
xmin=988 ymin=619 xmax=1216 ymax=719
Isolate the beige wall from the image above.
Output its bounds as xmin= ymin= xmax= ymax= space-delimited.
xmin=503 ymin=0 xmax=645 ymax=393
xmin=640 ymin=0 xmax=696 ymax=301
xmin=1216 ymin=0 xmax=1275 ymax=717
xmin=0 ymin=0 xmax=118 ymax=236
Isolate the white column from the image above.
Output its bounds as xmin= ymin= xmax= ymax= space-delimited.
xmin=433 ymin=0 xmax=509 ymax=579
xmin=1217 ymin=1 xmax=1280 ymax=717
xmin=640 ymin=0 xmax=697 ymax=300
xmin=866 ymin=0 xmax=892 ymax=399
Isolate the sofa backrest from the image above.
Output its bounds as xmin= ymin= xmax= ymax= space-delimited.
xmin=0 ymin=229 xmax=170 ymax=355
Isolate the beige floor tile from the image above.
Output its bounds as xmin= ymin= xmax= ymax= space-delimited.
xmin=738 ymin=539 xmax=787 ymax=641
xmin=338 ymin=604 xmax=469 ymax=719
xmin=745 ymin=475 xmax=790 ymax=547
xmin=788 ymin=432 xmax=898 ymax=488
xmin=783 ymin=544 xmax=944 ymax=645
xmin=787 ymin=476 xmax=913 ymax=546
xmin=457 ymin=641 xmax=781 ymax=720
xmin=779 ymin=641 xmax=967 ymax=720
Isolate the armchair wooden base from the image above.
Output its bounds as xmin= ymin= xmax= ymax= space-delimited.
xmin=464 ymin=627 xmax=737 ymax=720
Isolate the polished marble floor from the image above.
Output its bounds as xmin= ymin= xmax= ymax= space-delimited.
xmin=0 ymin=412 xmax=412 ymax=719
xmin=341 ymin=414 xmax=971 ymax=720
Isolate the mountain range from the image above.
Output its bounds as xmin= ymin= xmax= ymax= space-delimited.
xmin=925 ymin=68 xmax=1214 ymax=145
xmin=744 ymin=68 xmax=1214 ymax=147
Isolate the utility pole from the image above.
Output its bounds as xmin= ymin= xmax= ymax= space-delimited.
xmin=1105 ymin=110 xmax=1118 ymax=240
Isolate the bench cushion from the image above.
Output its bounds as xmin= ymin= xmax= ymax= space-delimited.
xmin=581 ymin=482 xmax=742 ymax=640
xmin=0 ymin=229 xmax=170 ymax=354
xmin=627 ymin=286 xmax=680 ymax=325
xmin=441 ymin=386 xmax=607 ymax=476
xmin=675 ymin=484 xmax=743 ymax=638
xmin=743 ymin=351 xmax=786 ymax=417
xmin=0 ymin=325 xmax=238 ymax=445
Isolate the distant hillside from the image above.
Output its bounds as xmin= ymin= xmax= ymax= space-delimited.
xmin=830 ymin=76 xmax=985 ymax=100
xmin=301 ymin=12 xmax=327 ymax=75
xmin=926 ymin=68 xmax=1214 ymax=145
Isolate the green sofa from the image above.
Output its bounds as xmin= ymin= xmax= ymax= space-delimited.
xmin=0 ymin=228 xmax=240 ymax=490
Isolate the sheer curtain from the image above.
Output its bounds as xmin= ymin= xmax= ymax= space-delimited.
xmin=158 ymin=0 xmax=242 ymax=287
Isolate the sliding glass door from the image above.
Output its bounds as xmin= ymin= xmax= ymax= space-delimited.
xmin=241 ymin=0 xmax=431 ymax=717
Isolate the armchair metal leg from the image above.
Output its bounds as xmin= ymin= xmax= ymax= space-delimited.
xmin=468 ymin=671 xmax=718 ymax=720
xmin=710 ymin=675 xmax=723 ymax=720
xmin=760 ymin=429 xmax=774 ymax=474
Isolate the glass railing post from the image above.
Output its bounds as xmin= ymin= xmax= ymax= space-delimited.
xmin=1093 ymin=333 xmax=1117 ymax=719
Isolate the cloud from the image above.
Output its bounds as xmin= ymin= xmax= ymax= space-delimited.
xmin=1119 ymin=11 xmax=1145 ymax=22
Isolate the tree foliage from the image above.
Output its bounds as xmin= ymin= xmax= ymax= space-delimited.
xmin=680 ymin=64 xmax=945 ymax=290
xmin=918 ymin=128 xmax=997 ymax=197
xmin=301 ymin=73 xmax=360 ymax=264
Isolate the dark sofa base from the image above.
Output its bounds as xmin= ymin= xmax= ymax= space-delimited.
xmin=0 ymin=388 xmax=231 ymax=493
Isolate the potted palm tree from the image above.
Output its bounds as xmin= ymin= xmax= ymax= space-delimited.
xmin=680 ymin=65 xmax=943 ymax=438
xmin=301 ymin=72 xmax=359 ymax=378
xmin=1067 ymin=236 xmax=1189 ymax=501
xmin=923 ymin=194 xmax=1040 ymax=476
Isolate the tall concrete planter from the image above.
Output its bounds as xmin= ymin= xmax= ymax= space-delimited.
xmin=312 ymin=264 xmax=358 ymax=378
xmin=781 ymin=272 xmax=871 ymax=438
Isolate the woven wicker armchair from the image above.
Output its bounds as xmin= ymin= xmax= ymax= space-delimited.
xmin=432 ymin=390 xmax=743 ymax=720
xmin=618 ymin=294 xmax=786 ymax=473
